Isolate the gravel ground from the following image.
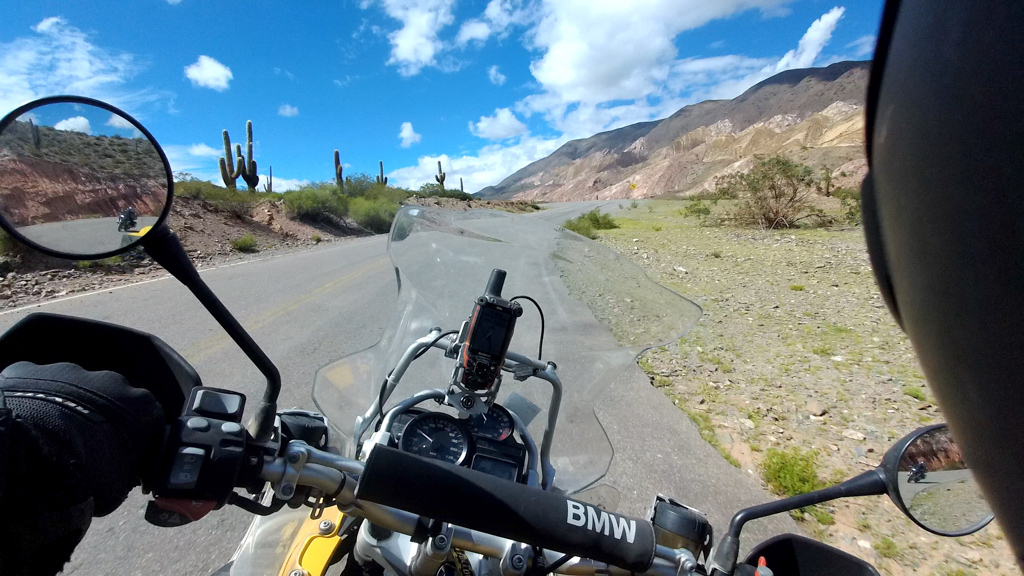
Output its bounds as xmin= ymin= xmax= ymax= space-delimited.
xmin=595 ymin=200 xmax=1014 ymax=575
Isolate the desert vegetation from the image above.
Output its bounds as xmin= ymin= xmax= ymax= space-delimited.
xmin=598 ymin=200 xmax=1012 ymax=574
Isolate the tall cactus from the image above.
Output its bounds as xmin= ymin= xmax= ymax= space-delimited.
xmin=376 ymin=160 xmax=388 ymax=186
xmin=334 ymin=150 xmax=344 ymax=194
xmin=219 ymin=129 xmax=243 ymax=189
xmin=267 ymin=166 xmax=273 ymax=193
xmin=460 ymin=177 xmax=464 ymax=193
xmin=28 ymin=119 xmax=40 ymax=149
xmin=239 ymin=120 xmax=259 ymax=190
xmin=435 ymin=160 xmax=446 ymax=191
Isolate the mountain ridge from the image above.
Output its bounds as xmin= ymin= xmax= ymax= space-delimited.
xmin=478 ymin=60 xmax=870 ymax=201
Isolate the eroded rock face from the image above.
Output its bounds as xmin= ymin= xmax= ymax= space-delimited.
xmin=477 ymin=61 xmax=871 ymax=203
xmin=0 ymin=155 xmax=166 ymax=226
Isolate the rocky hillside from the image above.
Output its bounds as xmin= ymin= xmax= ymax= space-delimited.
xmin=478 ymin=61 xmax=869 ymax=202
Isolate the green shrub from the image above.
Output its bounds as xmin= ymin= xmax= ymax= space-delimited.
xmin=834 ymin=187 xmax=861 ymax=225
xmin=790 ymin=284 xmax=805 ymax=291
xmin=0 ymin=229 xmax=15 ymax=256
xmin=761 ymin=447 xmax=824 ymax=497
xmin=312 ymin=234 xmax=322 ymax=244
xmin=563 ymin=209 xmax=618 ymax=239
xmin=283 ymin=185 xmax=348 ymax=221
xmin=175 ymin=179 xmax=260 ymax=218
xmin=230 ymin=234 xmax=258 ymax=253
xmin=874 ymin=536 xmax=900 ymax=559
xmin=904 ymin=386 xmax=926 ymax=401
xmin=719 ymin=156 xmax=816 ymax=229
xmin=350 ymin=197 xmax=398 ymax=233
xmin=652 ymin=224 xmax=662 ymax=232
xmin=414 ymin=182 xmax=473 ymax=201
xmin=683 ymin=200 xmax=712 ymax=219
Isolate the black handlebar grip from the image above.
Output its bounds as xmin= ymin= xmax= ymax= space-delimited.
xmin=485 ymin=269 xmax=506 ymax=298
xmin=356 ymin=447 xmax=656 ymax=572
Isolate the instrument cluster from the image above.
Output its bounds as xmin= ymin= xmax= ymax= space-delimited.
xmin=390 ymin=404 xmax=526 ymax=482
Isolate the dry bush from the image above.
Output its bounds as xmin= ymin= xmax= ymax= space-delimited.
xmin=716 ymin=156 xmax=817 ymax=229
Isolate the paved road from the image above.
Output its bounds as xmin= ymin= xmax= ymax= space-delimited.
xmin=16 ymin=215 xmax=159 ymax=255
xmin=0 ymin=203 xmax=793 ymax=575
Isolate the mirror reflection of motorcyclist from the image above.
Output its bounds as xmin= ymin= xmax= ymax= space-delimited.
xmin=117 ymin=206 xmax=137 ymax=232
xmin=0 ymin=0 xmax=1023 ymax=574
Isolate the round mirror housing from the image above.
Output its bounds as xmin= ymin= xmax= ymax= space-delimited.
xmin=882 ymin=423 xmax=994 ymax=536
xmin=0 ymin=95 xmax=173 ymax=260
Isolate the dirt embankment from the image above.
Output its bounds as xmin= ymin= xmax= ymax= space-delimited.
xmin=0 ymin=154 xmax=165 ymax=225
xmin=0 ymin=195 xmax=370 ymax=309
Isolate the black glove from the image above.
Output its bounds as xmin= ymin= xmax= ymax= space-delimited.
xmin=0 ymin=361 xmax=165 ymax=575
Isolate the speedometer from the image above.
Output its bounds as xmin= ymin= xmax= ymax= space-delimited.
xmin=467 ymin=404 xmax=514 ymax=441
xmin=399 ymin=413 xmax=469 ymax=465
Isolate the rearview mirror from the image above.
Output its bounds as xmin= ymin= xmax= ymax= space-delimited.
xmin=0 ymin=96 xmax=173 ymax=259
xmin=882 ymin=424 xmax=993 ymax=536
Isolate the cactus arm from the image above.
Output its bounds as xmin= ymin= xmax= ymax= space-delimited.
xmin=334 ymin=150 xmax=345 ymax=193
xmin=219 ymin=157 xmax=234 ymax=189
xmin=241 ymin=121 xmax=259 ymax=189
xmin=435 ymin=160 xmax=446 ymax=190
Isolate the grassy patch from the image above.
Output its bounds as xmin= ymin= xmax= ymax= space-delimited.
xmin=230 ymin=234 xmax=258 ymax=253
xmin=350 ymin=196 xmax=399 ymax=233
xmin=875 ymin=536 xmax=900 ymax=559
xmin=789 ymin=284 xmax=805 ymax=291
xmin=761 ymin=447 xmax=823 ymax=496
xmin=562 ymin=209 xmax=618 ymax=239
xmin=904 ymin=386 xmax=926 ymax=401
xmin=679 ymin=403 xmax=741 ymax=468
xmin=283 ymin=184 xmax=349 ymax=220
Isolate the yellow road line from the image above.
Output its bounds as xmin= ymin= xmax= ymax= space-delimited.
xmin=181 ymin=256 xmax=389 ymax=362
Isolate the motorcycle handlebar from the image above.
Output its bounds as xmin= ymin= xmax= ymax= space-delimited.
xmin=355 ymin=446 xmax=658 ymax=573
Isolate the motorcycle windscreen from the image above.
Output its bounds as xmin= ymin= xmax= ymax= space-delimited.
xmin=312 ymin=206 xmax=702 ymax=492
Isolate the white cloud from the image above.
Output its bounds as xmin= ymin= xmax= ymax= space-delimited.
xmin=398 ymin=121 xmax=422 ymax=147
xmin=366 ymin=0 xmax=456 ymax=76
xmin=456 ymin=20 xmax=492 ymax=46
xmin=105 ymin=114 xmax=134 ymax=130
xmin=470 ymin=108 xmax=528 ymax=140
xmin=391 ymin=4 xmax=849 ymax=191
xmin=773 ymin=7 xmax=844 ymax=72
xmin=184 ymin=55 xmax=233 ymax=91
xmin=54 ymin=116 xmax=91 ymax=134
xmin=488 ymin=65 xmax=506 ymax=85
xmin=455 ymin=0 xmax=534 ymax=47
xmin=259 ymin=175 xmax=307 ymax=192
xmin=164 ymin=143 xmax=226 ymax=181
xmin=166 ymin=0 xmax=183 ymax=4
xmin=278 ymin=104 xmax=299 ymax=117
xmin=106 ymin=113 xmax=142 ymax=137
xmin=708 ymin=40 xmax=725 ymax=49
xmin=847 ymin=34 xmax=876 ymax=58
xmin=0 ymin=17 xmax=169 ymax=116
xmin=187 ymin=143 xmax=221 ymax=157
xmin=388 ymin=134 xmax=565 ymax=192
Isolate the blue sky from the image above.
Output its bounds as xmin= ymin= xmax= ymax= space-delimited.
xmin=0 ymin=0 xmax=883 ymax=193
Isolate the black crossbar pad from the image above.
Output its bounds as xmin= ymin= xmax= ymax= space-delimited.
xmin=356 ymin=447 xmax=656 ymax=572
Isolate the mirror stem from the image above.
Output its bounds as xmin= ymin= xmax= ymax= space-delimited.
xmin=709 ymin=469 xmax=887 ymax=576
xmin=142 ymin=224 xmax=279 ymax=442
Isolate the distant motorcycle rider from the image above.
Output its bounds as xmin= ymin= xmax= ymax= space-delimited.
xmin=909 ymin=461 xmax=928 ymax=483
xmin=117 ymin=206 xmax=137 ymax=232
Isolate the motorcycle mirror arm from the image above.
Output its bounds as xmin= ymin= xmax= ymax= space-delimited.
xmin=141 ymin=224 xmax=280 ymax=442
xmin=708 ymin=469 xmax=888 ymax=575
